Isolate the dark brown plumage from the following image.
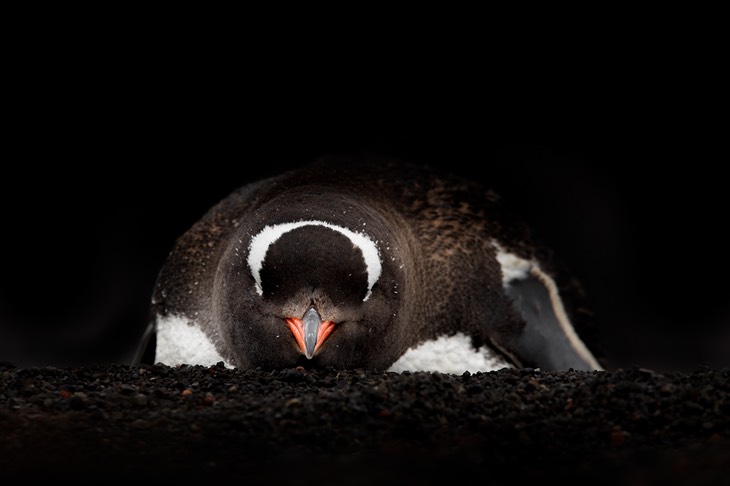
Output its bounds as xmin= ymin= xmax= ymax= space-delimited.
xmin=135 ymin=154 xmax=604 ymax=372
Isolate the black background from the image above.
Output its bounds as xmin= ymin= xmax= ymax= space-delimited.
xmin=1 ymin=31 xmax=726 ymax=371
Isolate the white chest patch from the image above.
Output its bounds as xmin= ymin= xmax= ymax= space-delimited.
xmin=155 ymin=314 xmax=233 ymax=368
xmin=387 ymin=333 xmax=512 ymax=374
xmin=247 ymin=220 xmax=382 ymax=301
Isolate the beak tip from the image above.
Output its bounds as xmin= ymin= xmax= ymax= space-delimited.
xmin=288 ymin=308 xmax=335 ymax=359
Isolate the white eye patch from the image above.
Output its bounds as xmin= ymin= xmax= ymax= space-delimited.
xmin=247 ymin=220 xmax=382 ymax=301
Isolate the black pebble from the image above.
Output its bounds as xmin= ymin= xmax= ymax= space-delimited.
xmin=0 ymin=364 xmax=729 ymax=485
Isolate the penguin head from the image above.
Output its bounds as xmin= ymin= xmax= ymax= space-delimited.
xmin=212 ymin=194 xmax=409 ymax=370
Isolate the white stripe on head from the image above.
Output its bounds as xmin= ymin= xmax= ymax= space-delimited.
xmin=247 ymin=220 xmax=382 ymax=301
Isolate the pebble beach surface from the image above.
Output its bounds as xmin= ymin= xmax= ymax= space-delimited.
xmin=1 ymin=362 xmax=729 ymax=485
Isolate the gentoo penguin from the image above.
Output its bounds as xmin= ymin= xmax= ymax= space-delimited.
xmin=134 ymin=155 xmax=605 ymax=373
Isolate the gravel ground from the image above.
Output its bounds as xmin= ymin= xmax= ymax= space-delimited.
xmin=1 ymin=362 xmax=729 ymax=485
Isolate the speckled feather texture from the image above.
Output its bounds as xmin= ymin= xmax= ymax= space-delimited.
xmin=143 ymin=155 xmax=605 ymax=373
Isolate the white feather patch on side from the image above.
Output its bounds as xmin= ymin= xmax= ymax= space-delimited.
xmin=494 ymin=242 xmax=534 ymax=284
xmin=388 ymin=333 xmax=512 ymax=374
xmin=155 ymin=314 xmax=233 ymax=368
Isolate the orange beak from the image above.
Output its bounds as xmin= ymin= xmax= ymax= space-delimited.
xmin=285 ymin=307 xmax=335 ymax=359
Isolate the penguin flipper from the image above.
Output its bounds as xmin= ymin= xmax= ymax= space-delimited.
xmin=503 ymin=266 xmax=603 ymax=371
xmin=131 ymin=321 xmax=156 ymax=365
